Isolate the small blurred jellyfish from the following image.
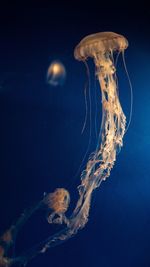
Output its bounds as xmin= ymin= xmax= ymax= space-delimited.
xmin=46 ymin=61 xmax=66 ymax=86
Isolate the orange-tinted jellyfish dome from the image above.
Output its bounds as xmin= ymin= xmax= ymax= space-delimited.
xmin=43 ymin=188 xmax=70 ymax=214
xmin=74 ymin=32 xmax=128 ymax=61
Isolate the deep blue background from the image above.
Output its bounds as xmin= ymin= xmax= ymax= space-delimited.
xmin=0 ymin=3 xmax=150 ymax=267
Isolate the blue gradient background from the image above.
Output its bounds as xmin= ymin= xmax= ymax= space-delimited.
xmin=0 ymin=4 xmax=150 ymax=267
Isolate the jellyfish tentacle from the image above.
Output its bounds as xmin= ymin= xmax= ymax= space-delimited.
xmin=122 ymin=51 xmax=133 ymax=133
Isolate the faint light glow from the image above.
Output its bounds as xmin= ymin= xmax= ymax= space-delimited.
xmin=47 ymin=61 xmax=66 ymax=86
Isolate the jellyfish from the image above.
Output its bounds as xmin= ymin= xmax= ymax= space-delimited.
xmin=43 ymin=188 xmax=70 ymax=225
xmin=0 ymin=32 xmax=131 ymax=267
xmin=47 ymin=60 xmax=66 ymax=86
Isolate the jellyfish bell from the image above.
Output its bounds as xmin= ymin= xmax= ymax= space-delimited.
xmin=43 ymin=188 xmax=70 ymax=225
xmin=74 ymin=32 xmax=128 ymax=61
xmin=46 ymin=61 xmax=66 ymax=86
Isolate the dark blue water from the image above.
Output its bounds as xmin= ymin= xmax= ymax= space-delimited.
xmin=0 ymin=5 xmax=150 ymax=267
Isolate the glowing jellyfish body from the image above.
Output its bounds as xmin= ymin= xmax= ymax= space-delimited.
xmin=71 ymin=32 xmax=127 ymax=226
xmin=47 ymin=61 xmax=66 ymax=86
xmin=0 ymin=32 xmax=129 ymax=267
xmin=44 ymin=188 xmax=70 ymax=225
